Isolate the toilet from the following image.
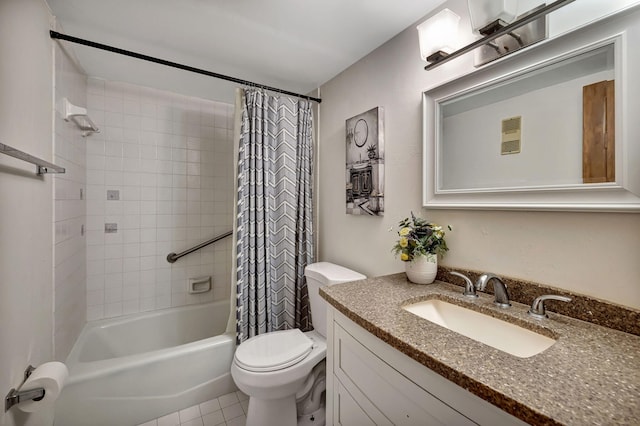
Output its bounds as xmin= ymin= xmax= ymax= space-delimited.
xmin=231 ymin=262 xmax=365 ymax=426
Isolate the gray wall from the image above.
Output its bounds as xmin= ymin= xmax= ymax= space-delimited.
xmin=317 ymin=0 xmax=640 ymax=308
xmin=0 ymin=0 xmax=56 ymax=425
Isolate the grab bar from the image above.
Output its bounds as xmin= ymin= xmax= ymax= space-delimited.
xmin=166 ymin=230 xmax=233 ymax=263
xmin=0 ymin=142 xmax=65 ymax=175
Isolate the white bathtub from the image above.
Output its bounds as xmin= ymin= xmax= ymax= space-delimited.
xmin=55 ymin=301 xmax=237 ymax=426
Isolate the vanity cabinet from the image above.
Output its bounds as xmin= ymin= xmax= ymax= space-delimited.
xmin=326 ymin=307 xmax=527 ymax=426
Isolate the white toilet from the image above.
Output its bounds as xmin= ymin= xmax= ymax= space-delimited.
xmin=231 ymin=262 xmax=365 ymax=426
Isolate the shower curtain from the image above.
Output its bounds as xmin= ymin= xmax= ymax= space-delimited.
xmin=235 ymin=89 xmax=314 ymax=343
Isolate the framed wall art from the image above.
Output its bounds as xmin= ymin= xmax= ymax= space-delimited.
xmin=345 ymin=107 xmax=384 ymax=216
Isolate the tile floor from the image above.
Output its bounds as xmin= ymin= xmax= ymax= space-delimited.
xmin=137 ymin=391 xmax=248 ymax=426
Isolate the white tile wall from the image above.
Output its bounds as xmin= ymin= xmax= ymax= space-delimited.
xmin=53 ymin=43 xmax=88 ymax=360
xmin=85 ymin=78 xmax=234 ymax=320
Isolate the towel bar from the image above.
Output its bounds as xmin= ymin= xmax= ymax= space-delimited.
xmin=0 ymin=142 xmax=65 ymax=175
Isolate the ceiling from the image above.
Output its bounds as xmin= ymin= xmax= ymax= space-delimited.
xmin=47 ymin=0 xmax=444 ymax=102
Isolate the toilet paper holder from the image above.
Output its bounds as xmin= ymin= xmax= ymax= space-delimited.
xmin=4 ymin=365 xmax=45 ymax=412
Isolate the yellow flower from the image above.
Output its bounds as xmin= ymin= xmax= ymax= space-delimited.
xmin=400 ymin=253 xmax=409 ymax=261
xmin=399 ymin=227 xmax=411 ymax=236
xmin=399 ymin=237 xmax=408 ymax=248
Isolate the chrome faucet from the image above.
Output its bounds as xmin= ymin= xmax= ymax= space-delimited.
xmin=528 ymin=294 xmax=572 ymax=319
xmin=475 ymin=273 xmax=511 ymax=308
xmin=449 ymin=271 xmax=478 ymax=298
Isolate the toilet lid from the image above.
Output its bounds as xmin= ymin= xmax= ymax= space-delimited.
xmin=234 ymin=329 xmax=313 ymax=372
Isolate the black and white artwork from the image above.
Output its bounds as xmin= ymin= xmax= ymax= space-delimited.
xmin=345 ymin=107 xmax=384 ymax=216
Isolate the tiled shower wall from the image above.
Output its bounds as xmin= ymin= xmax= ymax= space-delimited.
xmin=53 ymin=43 xmax=87 ymax=360
xmin=84 ymin=78 xmax=234 ymax=321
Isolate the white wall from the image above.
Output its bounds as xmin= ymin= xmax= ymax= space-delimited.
xmin=84 ymin=79 xmax=234 ymax=320
xmin=0 ymin=0 xmax=55 ymax=425
xmin=318 ymin=0 xmax=640 ymax=309
xmin=53 ymin=39 xmax=88 ymax=361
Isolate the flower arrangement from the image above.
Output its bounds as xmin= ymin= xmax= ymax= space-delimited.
xmin=392 ymin=213 xmax=451 ymax=262
xmin=366 ymin=144 xmax=377 ymax=159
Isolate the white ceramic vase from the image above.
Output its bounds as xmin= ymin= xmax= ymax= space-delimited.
xmin=404 ymin=253 xmax=438 ymax=284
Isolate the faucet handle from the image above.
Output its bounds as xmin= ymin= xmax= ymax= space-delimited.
xmin=449 ymin=271 xmax=478 ymax=298
xmin=528 ymin=295 xmax=572 ymax=319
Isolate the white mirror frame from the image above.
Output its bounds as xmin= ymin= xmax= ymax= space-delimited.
xmin=422 ymin=10 xmax=640 ymax=212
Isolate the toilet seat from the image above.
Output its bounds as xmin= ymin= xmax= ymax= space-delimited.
xmin=234 ymin=329 xmax=313 ymax=372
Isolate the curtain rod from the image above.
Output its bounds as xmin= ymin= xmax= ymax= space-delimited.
xmin=49 ymin=30 xmax=322 ymax=104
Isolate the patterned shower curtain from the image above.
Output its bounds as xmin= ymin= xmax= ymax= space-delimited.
xmin=235 ymin=89 xmax=314 ymax=343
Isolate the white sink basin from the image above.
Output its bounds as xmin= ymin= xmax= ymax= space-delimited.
xmin=403 ymin=299 xmax=556 ymax=358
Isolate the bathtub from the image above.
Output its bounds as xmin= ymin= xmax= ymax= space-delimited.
xmin=55 ymin=301 xmax=237 ymax=426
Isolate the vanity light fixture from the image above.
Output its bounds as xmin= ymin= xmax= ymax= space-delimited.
xmin=423 ymin=0 xmax=575 ymax=70
xmin=468 ymin=0 xmax=519 ymax=36
xmin=417 ymin=9 xmax=461 ymax=63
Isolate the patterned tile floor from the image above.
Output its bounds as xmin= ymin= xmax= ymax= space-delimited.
xmin=137 ymin=391 xmax=248 ymax=426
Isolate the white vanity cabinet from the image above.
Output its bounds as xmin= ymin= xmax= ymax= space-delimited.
xmin=326 ymin=307 xmax=528 ymax=426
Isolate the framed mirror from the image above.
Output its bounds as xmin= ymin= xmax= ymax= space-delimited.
xmin=422 ymin=11 xmax=640 ymax=212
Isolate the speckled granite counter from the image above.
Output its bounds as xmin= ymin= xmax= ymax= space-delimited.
xmin=320 ymin=273 xmax=640 ymax=426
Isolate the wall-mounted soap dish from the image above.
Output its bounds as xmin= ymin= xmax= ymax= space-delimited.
xmin=189 ymin=276 xmax=212 ymax=294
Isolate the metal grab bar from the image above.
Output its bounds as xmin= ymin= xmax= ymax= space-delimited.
xmin=0 ymin=142 xmax=66 ymax=175
xmin=166 ymin=230 xmax=233 ymax=263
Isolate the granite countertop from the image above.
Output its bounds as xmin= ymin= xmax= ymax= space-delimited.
xmin=320 ymin=273 xmax=640 ymax=426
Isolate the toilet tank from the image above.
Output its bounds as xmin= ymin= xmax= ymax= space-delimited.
xmin=305 ymin=262 xmax=366 ymax=338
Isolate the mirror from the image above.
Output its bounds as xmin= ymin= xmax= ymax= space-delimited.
xmin=423 ymin=13 xmax=640 ymax=211
xmin=440 ymin=45 xmax=614 ymax=191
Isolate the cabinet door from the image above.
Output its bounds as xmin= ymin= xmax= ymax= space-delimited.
xmin=333 ymin=379 xmax=389 ymax=426
xmin=335 ymin=324 xmax=476 ymax=426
